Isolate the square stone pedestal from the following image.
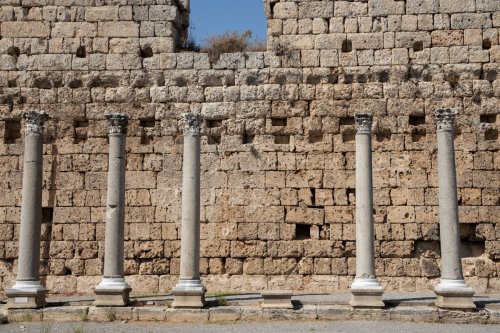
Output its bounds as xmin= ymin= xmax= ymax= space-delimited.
xmin=434 ymin=280 xmax=475 ymax=310
xmin=172 ymin=281 xmax=206 ymax=308
xmin=172 ymin=291 xmax=205 ymax=308
xmin=261 ymin=290 xmax=293 ymax=309
xmin=350 ymin=289 xmax=385 ymax=308
xmin=6 ymin=287 xmax=47 ymax=309
xmin=94 ymin=287 xmax=131 ymax=307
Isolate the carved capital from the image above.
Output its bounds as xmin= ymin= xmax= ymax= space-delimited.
xmin=355 ymin=113 xmax=372 ymax=134
xmin=180 ymin=113 xmax=204 ymax=135
xmin=105 ymin=113 xmax=129 ymax=134
xmin=23 ymin=110 xmax=50 ymax=134
xmin=434 ymin=108 xmax=457 ymax=132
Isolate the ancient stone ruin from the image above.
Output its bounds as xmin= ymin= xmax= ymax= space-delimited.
xmin=0 ymin=0 xmax=498 ymax=305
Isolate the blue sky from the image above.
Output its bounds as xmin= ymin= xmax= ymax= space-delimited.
xmin=189 ymin=0 xmax=267 ymax=44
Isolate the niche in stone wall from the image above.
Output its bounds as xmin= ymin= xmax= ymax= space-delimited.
xmin=480 ymin=114 xmax=498 ymax=141
xmin=340 ymin=117 xmax=355 ymax=143
xmin=409 ymin=115 xmax=426 ymax=143
xmin=3 ymin=120 xmax=21 ymax=144
xmin=206 ymin=119 xmax=223 ymax=145
xmin=140 ymin=118 xmax=157 ymax=145
xmin=73 ymin=119 xmax=89 ymax=144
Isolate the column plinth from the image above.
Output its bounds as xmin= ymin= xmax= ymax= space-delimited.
xmin=94 ymin=113 xmax=131 ymax=307
xmin=6 ymin=110 xmax=49 ymax=309
xmin=350 ymin=113 xmax=384 ymax=308
xmin=172 ymin=113 xmax=206 ymax=308
xmin=433 ymin=108 xmax=475 ymax=310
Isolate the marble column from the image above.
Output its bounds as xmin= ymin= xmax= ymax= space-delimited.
xmin=172 ymin=113 xmax=206 ymax=308
xmin=350 ymin=113 xmax=384 ymax=308
xmin=6 ymin=110 xmax=49 ymax=309
xmin=94 ymin=113 xmax=132 ymax=306
xmin=433 ymin=108 xmax=475 ymax=309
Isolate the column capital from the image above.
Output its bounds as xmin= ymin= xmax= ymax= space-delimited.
xmin=434 ymin=108 xmax=458 ymax=132
xmin=354 ymin=113 xmax=372 ymax=134
xmin=181 ymin=113 xmax=204 ymax=135
xmin=105 ymin=113 xmax=128 ymax=135
xmin=23 ymin=110 xmax=49 ymax=135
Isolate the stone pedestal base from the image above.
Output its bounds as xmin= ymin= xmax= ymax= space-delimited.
xmin=6 ymin=281 xmax=47 ymax=309
xmin=172 ymin=280 xmax=206 ymax=308
xmin=261 ymin=290 xmax=293 ymax=309
xmin=94 ymin=278 xmax=131 ymax=307
xmin=350 ymin=278 xmax=385 ymax=308
xmin=434 ymin=279 xmax=475 ymax=309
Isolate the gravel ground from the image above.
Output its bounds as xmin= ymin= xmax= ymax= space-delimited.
xmin=1 ymin=321 xmax=499 ymax=333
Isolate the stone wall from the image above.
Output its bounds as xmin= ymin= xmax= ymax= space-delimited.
xmin=0 ymin=0 xmax=498 ymax=295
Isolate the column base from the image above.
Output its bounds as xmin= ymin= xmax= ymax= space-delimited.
xmin=434 ymin=279 xmax=475 ymax=309
xmin=172 ymin=279 xmax=206 ymax=308
xmin=6 ymin=281 xmax=47 ymax=309
xmin=350 ymin=277 xmax=385 ymax=308
xmin=261 ymin=290 xmax=294 ymax=309
xmin=94 ymin=277 xmax=132 ymax=307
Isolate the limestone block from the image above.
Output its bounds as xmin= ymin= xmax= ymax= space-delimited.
xmin=334 ymin=1 xmax=368 ymax=17
xmin=285 ymin=207 xmax=324 ymax=225
xmin=1 ymin=22 xmax=49 ymax=37
xmin=381 ymin=241 xmax=415 ymax=257
xmin=273 ymin=2 xmax=298 ymax=19
xmin=406 ymin=0 xmax=439 ymax=14
xmin=299 ymin=1 xmax=334 ymax=18
xmin=348 ymin=33 xmax=384 ymax=49
xmin=451 ymin=13 xmax=492 ymax=29
xmin=440 ymin=0 xmax=476 ymax=13
xmin=395 ymin=32 xmax=431 ymax=48
xmin=476 ymin=0 xmax=500 ymax=12
xmin=85 ymin=6 xmax=118 ymax=21
xmin=368 ymin=0 xmax=405 ymax=16
xmin=51 ymin=23 xmax=97 ymax=37
xmin=98 ymin=22 xmax=139 ymax=37
xmin=231 ymin=241 xmax=267 ymax=257
xmin=315 ymin=33 xmax=346 ymax=50
xmin=431 ymin=30 xmax=464 ymax=46
xmin=149 ymin=5 xmax=178 ymax=22
xmin=268 ymin=241 xmax=304 ymax=258
xmin=200 ymin=240 xmax=230 ymax=257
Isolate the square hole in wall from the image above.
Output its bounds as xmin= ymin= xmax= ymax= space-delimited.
xmin=411 ymin=129 xmax=427 ymax=143
xmin=376 ymin=131 xmax=392 ymax=142
xmin=73 ymin=119 xmax=89 ymax=143
xmin=140 ymin=118 xmax=156 ymax=145
xmin=480 ymin=114 xmax=496 ymax=124
xmin=347 ymin=188 xmax=356 ymax=205
xmin=339 ymin=117 xmax=355 ymax=126
xmin=295 ymin=224 xmax=311 ymax=240
xmin=342 ymin=130 xmax=355 ymax=143
xmin=42 ymin=207 xmax=53 ymax=224
xmin=271 ymin=118 xmax=287 ymax=127
xmin=484 ymin=128 xmax=498 ymax=141
xmin=207 ymin=119 xmax=223 ymax=128
xmin=274 ymin=135 xmax=290 ymax=144
xmin=242 ymin=132 xmax=255 ymax=144
xmin=4 ymin=120 xmax=21 ymax=144
xmin=140 ymin=118 xmax=156 ymax=128
xmin=409 ymin=115 xmax=425 ymax=126
xmin=309 ymin=132 xmax=323 ymax=144
xmin=208 ymin=134 xmax=221 ymax=145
